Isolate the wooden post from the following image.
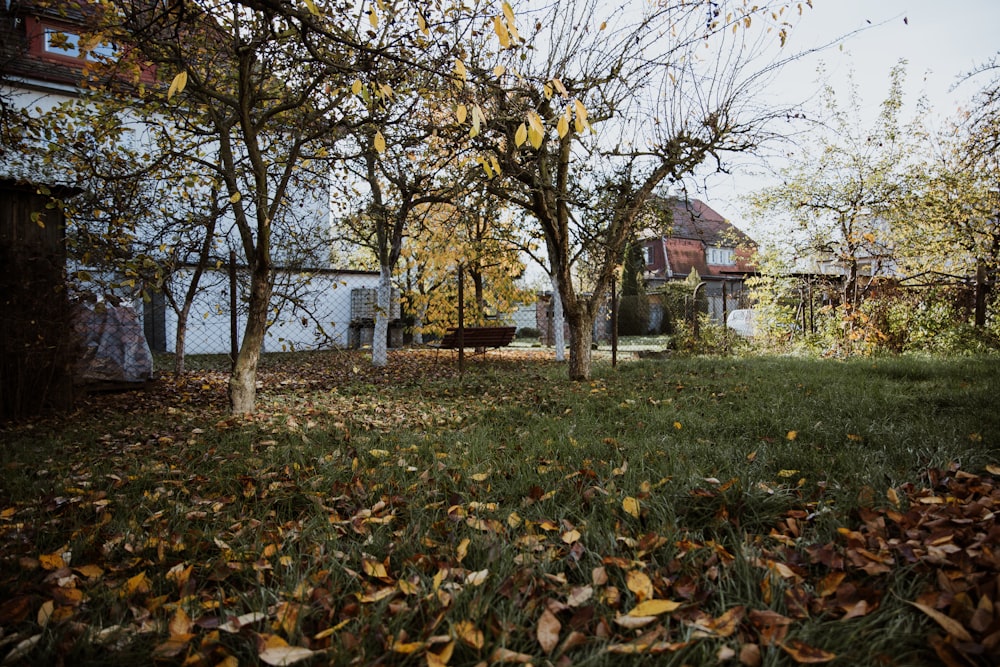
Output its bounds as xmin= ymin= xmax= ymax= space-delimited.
xmin=457 ymin=264 xmax=465 ymax=375
xmin=611 ymin=279 xmax=618 ymax=368
xmin=229 ymin=250 xmax=238 ymax=370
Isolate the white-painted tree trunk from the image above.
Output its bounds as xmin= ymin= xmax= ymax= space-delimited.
xmin=551 ymin=273 xmax=566 ymax=362
xmin=372 ymin=265 xmax=391 ymax=367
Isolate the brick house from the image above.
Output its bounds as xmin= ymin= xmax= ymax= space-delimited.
xmin=641 ymin=198 xmax=756 ymax=326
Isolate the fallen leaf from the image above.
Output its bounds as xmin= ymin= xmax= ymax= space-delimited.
xmin=628 ymin=599 xmax=682 ymax=616
xmin=259 ymin=645 xmax=315 ymax=666
xmin=910 ymin=602 xmax=974 ymax=643
xmin=536 ymin=608 xmax=561 ymax=654
xmin=622 ymin=497 xmax=640 ymax=518
xmin=780 ymin=639 xmax=836 ymax=663
xmin=37 ymin=600 xmax=54 ymax=628
xmin=490 ymin=647 xmax=534 ymax=663
xmin=121 ymin=571 xmax=151 ymax=598
xmin=626 ymin=570 xmax=654 ymax=601
xmin=2 ymin=634 xmax=42 ymax=664
xmin=219 ymin=611 xmax=268 ymax=633
xmin=454 ymin=620 xmax=484 ymax=649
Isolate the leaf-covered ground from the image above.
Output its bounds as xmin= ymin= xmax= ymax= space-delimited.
xmin=1 ymin=350 xmax=998 ymax=666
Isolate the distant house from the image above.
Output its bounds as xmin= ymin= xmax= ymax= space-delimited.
xmin=640 ymin=198 xmax=756 ymax=325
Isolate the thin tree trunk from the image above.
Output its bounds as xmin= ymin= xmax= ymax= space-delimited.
xmin=372 ymin=265 xmax=391 ymax=367
xmin=228 ymin=266 xmax=271 ymax=413
xmin=550 ymin=273 xmax=565 ymax=362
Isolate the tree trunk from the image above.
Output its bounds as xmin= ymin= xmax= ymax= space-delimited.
xmin=550 ymin=273 xmax=565 ymax=362
xmin=566 ymin=310 xmax=592 ymax=380
xmin=974 ymin=261 xmax=988 ymax=328
xmin=372 ymin=265 xmax=392 ymax=367
xmin=228 ymin=266 xmax=271 ymax=413
xmin=173 ymin=318 xmax=187 ymax=375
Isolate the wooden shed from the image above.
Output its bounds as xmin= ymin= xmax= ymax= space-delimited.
xmin=0 ymin=179 xmax=78 ymax=418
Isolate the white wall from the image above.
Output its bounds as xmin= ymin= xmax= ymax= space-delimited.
xmin=161 ymin=268 xmax=381 ymax=354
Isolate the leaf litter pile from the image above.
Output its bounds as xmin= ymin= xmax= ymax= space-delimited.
xmin=1 ymin=350 xmax=999 ymax=666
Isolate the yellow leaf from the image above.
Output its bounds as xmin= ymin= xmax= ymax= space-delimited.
xmin=167 ymin=70 xmax=187 ymax=100
xmin=373 ymin=131 xmax=386 ymax=154
xmin=453 ymin=59 xmax=467 ymax=83
xmin=561 ymin=529 xmax=581 ymax=543
xmin=390 ymin=639 xmax=426 ymax=654
xmin=351 ymin=79 xmax=363 ymax=95
xmin=122 ymin=571 xmax=151 ymax=598
xmin=229 ymin=191 xmax=241 ymax=204
xmin=456 ymin=104 xmax=467 ymax=124
xmin=556 ymin=114 xmax=569 ymax=138
xmin=456 ymin=537 xmax=470 ymax=563
xmin=368 ymin=7 xmax=378 ymax=28
xmin=985 ymin=463 xmax=1000 ymax=475
xmin=886 ymin=487 xmax=900 ymax=507
xmin=417 ymin=13 xmax=428 ymax=35
xmin=514 ymin=123 xmax=528 ymax=147
xmin=39 ymin=551 xmax=66 ymax=571
xmin=673 ymin=421 xmax=682 ymax=430
xmin=426 ymin=640 xmax=454 ymax=667
xmin=169 ymin=607 xmax=193 ymax=637
xmin=622 ymin=496 xmax=640 ymax=518
xmin=454 ymin=620 xmax=484 ymax=649
xmin=362 ymin=558 xmax=391 ymax=581
xmin=777 ymin=469 xmax=799 ymax=478
xmin=502 ymin=2 xmax=518 ymax=36
xmin=37 ymin=600 xmax=54 ymax=628
xmin=786 ymin=430 xmax=797 ymax=440
xmin=302 ymin=0 xmax=320 ymax=16
xmin=625 ymin=570 xmax=654 ymax=601
xmin=493 ymin=65 xmax=506 ymax=77
xmin=493 ymin=15 xmax=511 ymax=48
xmin=628 ymin=599 xmax=682 ymax=616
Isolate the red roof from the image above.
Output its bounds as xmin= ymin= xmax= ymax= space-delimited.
xmin=644 ymin=198 xmax=756 ymax=279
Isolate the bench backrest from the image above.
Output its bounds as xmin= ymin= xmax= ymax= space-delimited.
xmin=439 ymin=326 xmax=517 ymax=349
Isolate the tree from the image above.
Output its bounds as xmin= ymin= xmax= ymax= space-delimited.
xmin=749 ymin=63 xmax=911 ymax=310
xmin=399 ymin=187 xmax=529 ymax=340
xmin=461 ymin=0 xmax=811 ymax=379
xmin=90 ymin=0 xmax=358 ymax=412
xmin=893 ymin=120 xmax=1000 ymax=328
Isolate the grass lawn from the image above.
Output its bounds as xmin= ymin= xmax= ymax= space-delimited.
xmin=1 ymin=350 xmax=998 ymax=666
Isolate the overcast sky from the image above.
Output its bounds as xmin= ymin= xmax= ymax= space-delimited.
xmin=699 ymin=0 xmax=1000 ymax=227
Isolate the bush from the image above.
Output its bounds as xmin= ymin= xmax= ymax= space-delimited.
xmin=516 ymin=327 xmax=540 ymax=339
xmin=618 ymin=294 xmax=651 ymax=335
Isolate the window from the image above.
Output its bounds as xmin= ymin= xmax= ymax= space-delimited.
xmin=707 ymin=246 xmax=735 ymax=266
xmin=644 ymin=244 xmax=655 ymax=266
xmin=43 ymin=27 xmax=117 ymax=61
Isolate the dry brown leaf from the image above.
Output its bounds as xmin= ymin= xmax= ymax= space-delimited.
xmin=910 ymin=602 xmax=974 ymax=643
xmin=739 ymin=642 xmax=762 ymax=666
xmin=490 ymin=647 xmax=534 ymax=663
xmin=259 ymin=645 xmax=315 ymax=666
xmin=536 ymin=608 xmax=561 ymax=654
xmin=566 ymin=585 xmax=593 ymax=607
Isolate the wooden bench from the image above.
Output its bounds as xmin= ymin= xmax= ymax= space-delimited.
xmin=438 ymin=326 xmax=517 ymax=351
